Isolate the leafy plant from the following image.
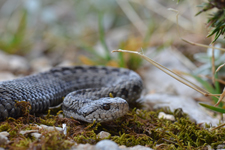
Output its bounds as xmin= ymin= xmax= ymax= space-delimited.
xmin=196 ymin=0 xmax=225 ymax=42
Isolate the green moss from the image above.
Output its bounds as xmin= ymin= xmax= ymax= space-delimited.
xmin=14 ymin=138 xmax=34 ymax=149
xmin=0 ymin=122 xmax=11 ymax=131
xmin=39 ymin=118 xmax=56 ymax=126
xmin=112 ymin=133 xmax=153 ymax=147
xmin=1 ymin=107 xmax=225 ymax=149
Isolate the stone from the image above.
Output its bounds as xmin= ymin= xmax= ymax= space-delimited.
xmin=0 ymin=131 xmax=9 ymax=137
xmin=62 ymin=123 xmax=67 ymax=136
xmin=97 ymin=131 xmax=110 ymax=139
xmin=158 ymin=112 xmax=175 ymax=121
xmin=37 ymin=124 xmax=63 ymax=132
xmin=70 ymin=143 xmax=98 ymax=150
xmin=96 ymin=140 xmax=120 ymax=150
xmin=19 ymin=130 xmax=39 ymax=135
xmin=31 ymin=133 xmax=42 ymax=140
xmin=128 ymin=145 xmax=153 ymax=150
xmin=0 ymin=134 xmax=9 ymax=145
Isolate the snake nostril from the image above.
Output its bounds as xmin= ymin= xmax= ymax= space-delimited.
xmin=102 ymin=103 xmax=110 ymax=110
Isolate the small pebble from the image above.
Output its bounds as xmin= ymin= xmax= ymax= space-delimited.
xmin=39 ymin=124 xmax=48 ymax=129
xmin=96 ymin=140 xmax=120 ymax=150
xmin=0 ymin=134 xmax=9 ymax=145
xmin=97 ymin=131 xmax=110 ymax=139
xmin=158 ymin=112 xmax=175 ymax=121
xmin=38 ymin=124 xmax=63 ymax=132
xmin=31 ymin=133 xmax=42 ymax=140
xmin=0 ymin=131 xmax=9 ymax=137
xmin=62 ymin=123 xmax=67 ymax=136
xmin=19 ymin=130 xmax=39 ymax=135
xmin=128 ymin=145 xmax=153 ymax=150
xmin=119 ymin=145 xmax=127 ymax=149
xmin=47 ymin=126 xmax=63 ymax=132
xmin=70 ymin=143 xmax=96 ymax=150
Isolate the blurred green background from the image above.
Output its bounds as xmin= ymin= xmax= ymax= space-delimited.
xmin=0 ymin=0 xmax=209 ymax=70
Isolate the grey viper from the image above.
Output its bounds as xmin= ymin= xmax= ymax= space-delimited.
xmin=0 ymin=66 xmax=143 ymax=123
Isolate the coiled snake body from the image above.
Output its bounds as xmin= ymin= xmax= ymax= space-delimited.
xmin=0 ymin=66 xmax=143 ymax=123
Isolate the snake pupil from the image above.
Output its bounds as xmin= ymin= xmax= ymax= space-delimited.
xmin=102 ymin=103 xmax=110 ymax=110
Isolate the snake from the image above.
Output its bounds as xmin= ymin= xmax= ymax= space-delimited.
xmin=0 ymin=66 xmax=143 ymax=123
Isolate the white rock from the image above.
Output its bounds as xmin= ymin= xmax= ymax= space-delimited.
xmin=19 ymin=130 xmax=38 ymax=135
xmin=31 ymin=133 xmax=42 ymax=140
xmin=128 ymin=145 xmax=153 ymax=150
xmin=97 ymin=131 xmax=110 ymax=139
xmin=119 ymin=145 xmax=153 ymax=150
xmin=144 ymin=93 xmax=220 ymax=126
xmin=0 ymin=51 xmax=29 ymax=72
xmin=70 ymin=143 xmax=97 ymax=150
xmin=119 ymin=145 xmax=127 ymax=149
xmin=45 ymin=126 xmax=62 ymax=132
xmin=54 ymin=127 xmax=63 ymax=132
xmin=39 ymin=124 xmax=48 ymax=129
xmin=158 ymin=112 xmax=175 ymax=121
xmin=38 ymin=124 xmax=63 ymax=132
xmin=62 ymin=123 xmax=67 ymax=136
xmin=0 ymin=131 xmax=9 ymax=137
xmin=96 ymin=140 xmax=120 ymax=150
xmin=0 ymin=134 xmax=9 ymax=145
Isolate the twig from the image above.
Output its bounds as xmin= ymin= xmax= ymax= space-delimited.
xmin=216 ymin=63 xmax=225 ymax=73
xmin=211 ymin=43 xmax=215 ymax=84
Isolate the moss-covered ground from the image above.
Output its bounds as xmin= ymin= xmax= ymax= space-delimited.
xmin=0 ymin=102 xmax=225 ymax=150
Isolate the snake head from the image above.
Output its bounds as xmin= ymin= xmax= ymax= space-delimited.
xmin=63 ymin=97 xmax=129 ymax=123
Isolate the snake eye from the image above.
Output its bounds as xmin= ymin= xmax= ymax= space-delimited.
xmin=102 ymin=103 xmax=110 ymax=110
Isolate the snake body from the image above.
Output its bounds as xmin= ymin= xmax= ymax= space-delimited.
xmin=0 ymin=66 xmax=143 ymax=122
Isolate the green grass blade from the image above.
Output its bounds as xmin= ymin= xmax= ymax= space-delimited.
xmin=98 ymin=13 xmax=111 ymax=61
xmin=214 ymin=73 xmax=221 ymax=94
xmin=199 ymin=103 xmax=225 ymax=113
xmin=191 ymin=74 xmax=216 ymax=94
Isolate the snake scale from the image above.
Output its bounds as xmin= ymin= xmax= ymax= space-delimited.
xmin=0 ymin=66 xmax=143 ymax=123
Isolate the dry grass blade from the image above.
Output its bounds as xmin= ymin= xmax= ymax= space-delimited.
xmin=215 ymin=88 xmax=225 ymax=107
xmin=211 ymin=43 xmax=215 ymax=84
xmin=216 ymin=63 xmax=225 ymax=73
xmin=112 ymin=49 xmax=218 ymax=98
